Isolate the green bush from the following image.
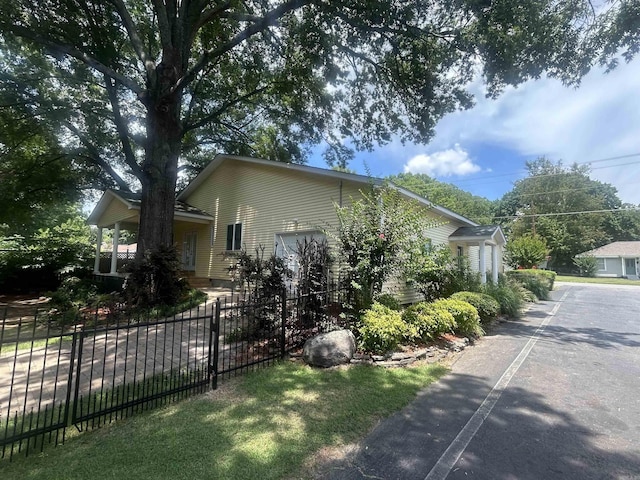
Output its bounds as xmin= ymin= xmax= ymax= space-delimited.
xmin=375 ymin=293 xmax=402 ymax=311
xmin=402 ymin=302 xmax=457 ymax=341
xmin=432 ymin=298 xmax=483 ymax=337
xmin=573 ymin=255 xmax=598 ymax=277
xmin=449 ymin=291 xmax=500 ymax=324
xmin=358 ymin=302 xmax=410 ymax=354
xmin=482 ymin=277 xmax=526 ymax=317
xmin=505 ymin=235 xmax=548 ymax=269
xmin=506 ymin=269 xmax=556 ymax=290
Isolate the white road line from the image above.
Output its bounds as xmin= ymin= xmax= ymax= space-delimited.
xmin=424 ymin=289 xmax=571 ymax=480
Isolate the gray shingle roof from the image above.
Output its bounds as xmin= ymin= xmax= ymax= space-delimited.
xmin=578 ymin=241 xmax=640 ymax=257
xmin=450 ymin=225 xmax=501 ymax=239
xmin=111 ymin=190 xmax=213 ymax=218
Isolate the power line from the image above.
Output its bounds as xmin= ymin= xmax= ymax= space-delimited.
xmin=489 ymin=206 xmax=640 ymax=221
xmin=449 ymin=152 xmax=640 ymax=186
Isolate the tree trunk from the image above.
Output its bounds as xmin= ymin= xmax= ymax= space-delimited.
xmin=137 ymin=58 xmax=183 ymax=259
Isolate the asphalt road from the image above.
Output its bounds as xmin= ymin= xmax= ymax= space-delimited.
xmin=317 ymin=283 xmax=640 ymax=480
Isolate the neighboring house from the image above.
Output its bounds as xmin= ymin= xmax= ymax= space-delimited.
xmin=87 ymin=154 xmax=506 ymax=300
xmin=576 ymin=242 xmax=640 ymax=279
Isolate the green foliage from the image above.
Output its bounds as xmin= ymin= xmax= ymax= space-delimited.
xmin=507 ymin=269 xmax=556 ymax=296
xmin=402 ymin=302 xmax=457 ymax=342
xmin=519 ymin=276 xmax=549 ymax=300
xmin=406 ymin=246 xmax=481 ymax=302
xmin=505 ymin=235 xmax=548 ymax=269
xmin=375 ymin=293 xmax=402 ymax=311
xmin=124 ymin=245 xmax=188 ymax=310
xmin=573 ymin=255 xmax=598 ymax=277
xmin=482 ymin=277 xmax=526 ymax=318
xmin=389 ymin=172 xmax=496 ymax=224
xmin=294 ymin=237 xmax=332 ymax=326
xmin=227 ymin=245 xmax=291 ymax=336
xmin=496 ymin=158 xmax=640 ymax=272
xmin=449 ymin=291 xmax=500 ymax=324
xmin=432 ymin=299 xmax=483 ymax=337
xmin=46 ymin=277 xmax=96 ymax=326
xmin=0 ymin=209 xmax=94 ymax=292
xmin=331 ymin=185 xmax=435 ymax=311
xmin=358 ymin=302 xmax=409 ymax=354
xmin=227 ymin=245 xmax=292 ymax=300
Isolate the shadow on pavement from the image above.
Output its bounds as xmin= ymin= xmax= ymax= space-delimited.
xmin=315 ymin=371 xmax=640 ymax=480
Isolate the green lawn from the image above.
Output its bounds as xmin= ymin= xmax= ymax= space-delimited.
xmin=1 ymin=361 xmax=447 ymax=480
xmin=555 ymin=275 xmax=640 ymax=286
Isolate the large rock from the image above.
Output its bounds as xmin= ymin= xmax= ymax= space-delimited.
xmin=302 ymin=329 xmax=356 ymax=368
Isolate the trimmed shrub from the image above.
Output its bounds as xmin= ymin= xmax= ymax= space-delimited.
xmin=506 ymin=269 xmax=556 ymax=290
xmin=482 ymin=277 xmax=526 ymax=317
xmin=432 ymin=298 xmax=483 ymax=337
xmin=449 ymin=291 xmax=500 ymax=324
xmin=402 ymin=302 xmax=457 ymax=341
xmin=358 ymin=302 xmax=410 ymax=354
xmin=375 ymin=293 xmax=402 ymax=311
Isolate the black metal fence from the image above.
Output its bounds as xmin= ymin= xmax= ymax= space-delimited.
xmin=1 ymin=286 xmax=348 ymax=459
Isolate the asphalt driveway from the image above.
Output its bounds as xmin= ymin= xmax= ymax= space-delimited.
xmin=316 ymin=282 xmax=640 ymax=479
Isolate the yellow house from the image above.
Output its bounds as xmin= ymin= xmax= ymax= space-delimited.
xmin=88 ymin=154 xmax=505 ymax=298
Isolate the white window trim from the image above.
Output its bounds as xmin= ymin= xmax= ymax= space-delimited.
xmin=226 ymin=222 xmax=242 ymax=251
xmin=597 ymin=258 xmax=606 ymax=271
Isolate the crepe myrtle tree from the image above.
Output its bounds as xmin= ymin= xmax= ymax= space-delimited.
xmin=0 ymin=0 xmax=622 ymax=303
xmin=331 ymin=184 xmax=436 ymax=311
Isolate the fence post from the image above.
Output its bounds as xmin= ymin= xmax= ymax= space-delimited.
xmin=68 ymin=324 xmax=84 ymax=431
xmin=280 ymin=289 xmax=287 ymax=359
xmin=211 ymin=299 xmax=221 ymax=390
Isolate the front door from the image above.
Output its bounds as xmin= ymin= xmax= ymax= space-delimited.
xmin=624 ymin=258 xmax=637 ymax=277
xmin=183 ymin=232 xmax=197 ymax=271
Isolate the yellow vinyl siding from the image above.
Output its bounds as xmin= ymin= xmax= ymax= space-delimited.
xmin=183 ymin=160 xmax=363 ymax=281
xmin=384 ymin=220 xmax=468 ymax=304
xmin=99 ymin=198 xmax=138 ymax=227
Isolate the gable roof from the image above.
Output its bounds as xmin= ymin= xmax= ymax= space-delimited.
xmin=449 ymin=225 xmax=506 ymax=245
xmin=577 ymin=241 xmax=640 ymax=257
xmin=177 ymin=154 xmax=478 ymax=227
xmin=87 ymin=189 xmax=214 ymax=226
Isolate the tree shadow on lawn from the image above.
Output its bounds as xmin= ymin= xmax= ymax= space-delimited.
xmin=0 ymin=362 xmax=447 ymax=480
xmin=314 ymin=372 xmax=640 ymax=480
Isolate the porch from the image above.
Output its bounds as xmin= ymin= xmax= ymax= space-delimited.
xmin=449 ymin=225 xmax=506 ymax=284
xmin=87 ymin=189 xmax=215 ymax=278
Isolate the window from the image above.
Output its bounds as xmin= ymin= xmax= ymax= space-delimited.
xmin=456 ymin=245 xmax=464 ymax=269
xmin=226 ymin=223 xmax=242 ymax=251
xmin=597 ymin=258 xmax=606 ymax=271
xmin=422 ymin=238 xmax=433 ymax=254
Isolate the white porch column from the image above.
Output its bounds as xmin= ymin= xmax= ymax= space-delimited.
xmin=94 ymin=227 xmax=103 ymax=273
xmin=110 ymin=222 xmax=120 ymax=274
xmin=622 ymin=257 xmax=626 ymax=277
xmin=479 ymin=240 xmax=487 ymax=284
xmin=491 ymin=244 xmax=499 ymax=283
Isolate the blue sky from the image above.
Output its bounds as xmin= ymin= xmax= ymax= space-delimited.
xmin=308 ymin=56 xmax=640 ymax=205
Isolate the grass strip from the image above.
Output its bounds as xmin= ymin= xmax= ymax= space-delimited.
xmin=1 ymin=361 xmax=447 ymax=479
xmin=555 ymin=275 xmax=640 ymax=286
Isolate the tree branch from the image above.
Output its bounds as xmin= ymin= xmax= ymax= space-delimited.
xmin=183 ymin=84 xmax=271 ymax=132
xmin=106 ymin=0 xmax=156 ymax=76
xmin=104 ymin=75 xmax=144 ymax=179
xmin=176 ymin=0 xmax=312 ymax=93
xmin=152 ymin=0 xmax=173 ymax=51
xmin=8 ymin=25 xmax=143 ymax=95
xmin=64 ymin=122 xmax=132 ymax=191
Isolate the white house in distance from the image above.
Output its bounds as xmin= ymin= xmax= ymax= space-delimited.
xmin=576 ymin=241 xmax=640 ymax=279
xmin=87 ymin=154 xmax=506 ymax=301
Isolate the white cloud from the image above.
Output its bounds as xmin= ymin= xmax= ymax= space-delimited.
xmin=403 ymin=144 xmax=481 ymax=177
xmin=425 ymin=56 xmax=640 ymax=203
